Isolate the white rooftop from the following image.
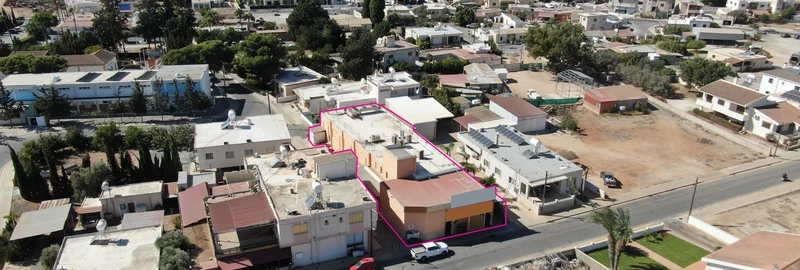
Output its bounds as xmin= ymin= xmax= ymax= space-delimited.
xmin=1 ymin=65 xmax=206 ymax=87
xmin=100 ymin=181 xmax=163 ymax=199
xmin=367 ymin=70 xmax=421 ymax=90
xmin=155 ymin=64 xmax=209 ymax=81
xmin=407 ymin=24 xmax=463 ymax=37
xmin=194 ymin=114 xmax=291 ymax=149
xmin=55 ymin=226 xmax=162 ymax=270
xmin=277 ymin=66 xmax=325 ymax=86
xmin=324 ymin=106 xmax=460 ymax=180
xmin=385 ymin=96 xmax=454 ymax=124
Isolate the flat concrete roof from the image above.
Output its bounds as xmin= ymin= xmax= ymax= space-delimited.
xmin=55 ymin=226 xmax=162 ymax=270
xmin=464 ymin=63 xmax=503 ymax=85
xmin=276 ymin=66 xmax=324 ymax=86
xmin=100 ymin=181 xmax=163 ymax=199
xmin=324 ymin=106 xmax=460 ymax=180
xmin=709 ymin=48 xmax=768 ymax=60
xmin=407 ymin=25 xmax=463 ymax=37
xmin=246 ymin=149 xmax=373 ymax=219
xmin=459 ymin=126 xmax=582 ymax=183
xmin=385 ymin=96 xmax=454 ymax=124
xmin=194 ymin=114 xmax=291 ymax=149
xmin=294 ymin=80 xmax=373 ymax=103
xmin=367 ymin=71 xmax=420 ymax=90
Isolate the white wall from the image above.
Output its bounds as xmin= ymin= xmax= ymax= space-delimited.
xmin=696 ymin=93 xmax=750 ymax=122
xmin=750 ymin=109 xmax=777 ymax=138
xmin=382 ymin=49 xmax=418 ymax=68
xmin=316 ymin=155 xmax=357 ymax=180
xmin=514 ymin=115 xmax=547 ymax=133
xmin=687 ymin=216 xmax=740 ymax=244
xmin=414 ymin=121 xmax=438 ymax=141
xmin=196 ymin=140 xmax=291 ymax=170
xmin=66 ymin=65 xmax=106 ymax=72
xmin=100 ymin=192 xmax=162 ymax=218
xmin=759 ymin=74 xmax=800 ymax=94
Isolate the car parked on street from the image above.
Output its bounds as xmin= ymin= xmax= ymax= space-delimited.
xmin=411 ymin=242 xmax=449 ymax=262
xmin=350 ymin=257 xmax=376 ymax=270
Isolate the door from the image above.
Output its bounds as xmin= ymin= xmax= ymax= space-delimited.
xmin=127 ymin=203 xmax=136 ymax=213
xmin=316 ymin=236 xmax=347 ymax=263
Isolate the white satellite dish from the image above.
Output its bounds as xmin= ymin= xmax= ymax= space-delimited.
xmin=227 ymin=109 xmax=236 ymax=123
xmin=101 ymin=181 xmax=110 ymax=191
xmin=97 ymin=219 xmax=108 ymax=238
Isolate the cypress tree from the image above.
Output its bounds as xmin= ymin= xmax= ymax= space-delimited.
xmin=105 ymin=144 xmax=121 ymax=180
xmin=43 ymin=148 xmax=59 ymax=198
xmin=60 ymin=165 xmax=73 ymax=198
xmin=161 ymin=146 xmax=174 ymax=182
xmin=26 ymin=158 xmax=50 ymax=201
xmin=170 ymin=140 xmax=182 ymax=174
xmin=9 ymin=146 xmax=33 ymax=201
xmin=81 ymin=153 xmax=91 ymax=168
xmin=152 ymin=155 xmax=161 ymax=179
xmin=137 ymin=143 xmax=154 ymax=180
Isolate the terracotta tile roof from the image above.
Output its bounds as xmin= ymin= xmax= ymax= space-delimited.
xmin=61 ymin=54 xmax=105 ymax=66
xmin=207 ymin=193 xmax=275 ymax=234
xmin=756 ymin=103 xmax=800 ymax=124
xmin=585 ymin=88 xmax=616 ymax=103
xmin=698 ymin=80 xmax=766 ymax=106
xmin=439 ymin=74 xmax=469 ymax=88
xmin=384 ymin=171 xmax=485 ymax=207
xmin=488 ymin=95 xmax=546 ymax=117
xmin=454 ymin=114 xmax=480 ymax=129
xmin=178 ymin=182 xmax=210 ymax=228
xmin=704 ymin=231 xmax=800 ymax=269
xmin=216 ymin=247 xmax=291 ymax=270
xmin=464 ymin=106 xmax=502 ymax=121
xmin=763 ymin=68 xmax=800 ymax=85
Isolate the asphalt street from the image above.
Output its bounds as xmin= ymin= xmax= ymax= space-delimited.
xmin=383 ymin=158 xmax=799 ymax=270
xmin=626 ymin=18 xmax=660 ymax=37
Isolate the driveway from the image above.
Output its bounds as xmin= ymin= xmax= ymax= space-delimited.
xmin=627 ymin=18 xmax=661 ymax=37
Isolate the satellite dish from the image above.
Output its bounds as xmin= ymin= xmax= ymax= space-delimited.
xmin=360 ymin=78 xmax=366 ymax=85
xmin=101 ymin=181 xmax=110 ymax=191
xmin=331 ymin=78 xmax=338 ymax=85
xmin=227 ymin=109 xmax=236 ymax=122
xmin=312 ymin=180 xmax=323 ymax=194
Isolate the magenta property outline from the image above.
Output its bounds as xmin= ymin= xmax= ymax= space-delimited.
xmin=306 ymin=102 xmax=508 ymax=248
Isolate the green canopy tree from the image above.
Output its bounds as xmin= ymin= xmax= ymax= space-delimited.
xmin=129 ymin=82 xmax=148 ymax=118
xmin=372 ymin=20 xmax=391 ymax=39
xmin=71 ymin=163 xmax=113 ymax=200
xmin=523 ymin=21 xmax=592 ymax=73
xmin=24 ymin=12 xmax=59 ymax=41
xmin=43 ymin=148 xmax=62 ymax=198
xmin=159 ymin=247 xmax=190 ymax=270
xmin=0 ymin=82 xmax=22 ymax=124
xmin=92 ymin=0 xmax=127 ymax=51
xmin=0 ymin=54 xmax=68 ymax=74
xmin=33 ymin=86 xmax=72 ymax=123
xmin=432 ymin=86 xmax=461 ymax=116
xmin=161 ymin=40 xmax=234 ymax=73
xmin=164 ymin=6 xmax=197 ymax=50
xmin=286 ymin=0 xmax=345 ymax=52
xmin=676 ymin=57 xmax=736 ymax=88
xmin=40 ymin=245 xmax=60 ymax=270
xmin=133 ymin=0 xmax=165 ymax=45
xmin=151 ymin=79 xmax=170 ymax=119
xmin=585 ymin=208 xmax=633 ymax=270
xmin=48 ymin=30 xmax=102 ymax=55
xmin=369 ymin=0 xmax=385 ymax=24
xmin=232 ymin=34 xmax=286 ymax=88
xmin=182 ymin=76 xmax=213 ymax=113
xmin=454 ymin=6 xmax=475 ymax=27
xmin=339 ymin=28 xmax=378 ymax=80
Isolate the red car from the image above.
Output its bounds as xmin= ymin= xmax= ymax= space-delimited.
xmin=350 ymin=257 xmax=376 ymax=270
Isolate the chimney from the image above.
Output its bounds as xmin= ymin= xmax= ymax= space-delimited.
xmin=385 ymin=35 xmax=395 ymax=47
xmin=495 ymin=134 xmax=500 ymax=145
xmin=733 ymin=77 xmax=738 ymax=85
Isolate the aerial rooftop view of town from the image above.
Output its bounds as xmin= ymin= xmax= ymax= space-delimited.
xmin=1 ymin=0 xmax=800 ymax=268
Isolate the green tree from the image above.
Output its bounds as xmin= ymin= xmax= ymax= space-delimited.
xmin=198 ymin=8 xmax=221 ymax=27
xmin=524 ymin=21 xmax=592 ymax=73
xmin=432 ymin=86 xmax=461 ymax=116
xmin=480 ymin=174 xmax=496 ymax=186
xmin=656 ymin=40 xmax=687 ymax=54
xmin=286 ymin=0 xmax=345 ymax=52
xmin=370 ymin=0 xmax=385 ymax=24
xmin=454 ymin=6 xmax=475 ymax=27
xmin=71 ymin=163 xmax=113 ymax=200
xmin=196 ymin=28 xmax=249 ymax=44
xmin=288 ymin=51 xmax=332 ymax=74
xmin=372 ymin=20 xmax=391 ymax=39
xmin=65 ymin=127 xmax=90 ymax=151
xmin=585 ymin=207 xmax=633 ymax=270
xmin=133 ymin=0 xmax=165 ymax=45
xmin=9 ymin=146 xmax=35 ymax=201
xmin=92 ymin=0 xmax=127 ymax=51
xmin=0 ymin=54 xmax=68 ymax=74
xmin=24 ymin=12 xmax=59 ymax=41
xmin=686 ymin=39 xmax=706 ymax=53
xmin=663 ymin=25 xmax=691 ymax=35
xmin=159 ymin=247 xmax=190 ymax=270
xmin=182 ymin=76 xmax=213 ymax=113
xmin=729 ymin=10 xmax=749 ymax=24
xmin=486 ymin=40 xmax=502 ymax=56
xmin=156 ymin=228 xmax=191 ymax=251
xmin=48 ymin=30 xmax=102 ymax=55
xmin=94 ymin=122 xmax=122 ymax=177
xmin=164 ymin=7 xmax=197 ymax=50
xmin=26 ymin=157 xmax=50 ymax=201
xmin=421 ymin=74 xmax=439 ymax=95
xmin=123 ymin=126 xmax=149 ymax=150
xmin=362 ymin=0 xmax=372 ymax=18
xmin=0 ymin=82 xmax=22 ymax=124
xmin=441 ymin=142 xmax=454 ymax=156
xmin=161 ymin=40 xmax=234 ymax=73
xmin=43 ymin=147 xmax=63 ymax=198
xmin=81 ymin=153 xmax=91 ymax=168
xmin=232 ymin=34 xmax=286 ymax=88
xmin=593 ymin=49 xmax=619 ymax=75
xmin=40 ymin=244 xmax=59 ymax=270
xmin=460 ymin=162 xmax=478 ymax=174
xmin=151 ymin=79 xmax=170 ymax=118
xmin=33 ymin=86 xmax=72 ymax=123
xmin=676 ymin=57 xmax=736 ymax=88
xmin=338 ymin=28 xmax=378 ymax=80
xmin=129 ymin=81 xmax=148 ymax=117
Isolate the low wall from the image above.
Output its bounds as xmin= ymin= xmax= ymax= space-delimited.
xmin=276 ymin=95 xmax=298 ymax=103
xmin=541 ymin=196 xmax=576 ymax=215
xmin=575 ymin=222 xmax=666 ymax=269
xmin=687 ymin=216 xmax=739 ymax=245
xmin=575 ymin=248 xmax=609 ymax=270
xmin=582 ymin=180 xmax=603 ymax=198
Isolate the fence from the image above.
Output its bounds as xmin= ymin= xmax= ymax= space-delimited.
xmin=686 ymin=216 xmax=740 ymax=245
xmin=527 ymin=98 xmax=582 ymax=107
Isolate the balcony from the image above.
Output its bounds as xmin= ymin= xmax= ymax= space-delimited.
xmin=214 ymin=224 xmax=279 ymax=256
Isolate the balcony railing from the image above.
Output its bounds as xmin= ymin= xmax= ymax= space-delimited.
xmin=215 ymin=234 xmax=279 ymax=255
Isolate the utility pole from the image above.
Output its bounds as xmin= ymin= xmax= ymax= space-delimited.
xmin=541 ymin=171 xmax=548 ymax=202
xmin=687 ymin=177 xmax=699 ymax=220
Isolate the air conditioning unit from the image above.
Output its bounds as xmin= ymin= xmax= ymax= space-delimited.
xmin=370 ymin=134 xmax=381 ymax=143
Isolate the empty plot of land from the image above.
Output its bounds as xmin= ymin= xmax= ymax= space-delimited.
xmin=506 ymin=71 xmax=586 ymax=100
xmin=537 ymin=108 xmax=760 ymax=197
xmin=703 ymin=190 xmax=800 ymax=239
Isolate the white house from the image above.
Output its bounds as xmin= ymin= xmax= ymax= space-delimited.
xmin=579 ymin=13 xmax=619 ymax=31
xmin=194 ymin=114 xmax=292 ymax=170
xmin=751 ymin=102 xmax=800 ymax=138
xmin=666 ymin=15 xmax=713 ymax=28
xmin=487 ymin=95 xmax=547 ymax=133
xmin=759 ymin=68 xmax=800 ymax=94
xmin=384 ymin=96 xmax=455 ymax=140
xmin=696 ymin=80 xmax=771 ymax=130
xmin=376 ymin=35 xmax=420 ymax=69
xmin=406 ymin=24 xmax=463 ymax=46
xmin=366 ymin=70 xmax=422 ymax=105
xmin=495 ymin=13 xmax=525 ymax=28
xmin=99 ymin=181 xmax=164 ymax=218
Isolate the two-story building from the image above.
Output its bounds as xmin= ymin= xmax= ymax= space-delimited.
xmin=194 ymin=114 xmax=292 ymax=171
xmin=62 ymin=49 xmax=118 ymax=72
xmin=640 ymin=0 xmax=676 ymax=13
xmin=612 ymin=0 xmax=640 ymax=14
xmin=707 ymin=48 xmax=773 ymax=72
xmin=276 ymin=66 xmax=326 ymax=97
xmin=494 ymin=13 xmax=525 ymax=28
xmin=759 ymin=68 xmax=800 ymax=94
xmin=666 ymin=15 xmax=714 ymax=28
xmin=98 ymin=181 xmax=164 ymax=218
xmin=366 ymin=70 xmax=422 ymax=105
xmin=696 ymin=79 xmax=771 ymax=130
xmin=376 ymin=35 xmax=420 ymax=69
xmin=675 ymin=0 xmax=705 ymax=16
xmin=406 ymin=24 xmax=463 ymax=47
xmin=486 ymin=27 xmax=528 ymax=44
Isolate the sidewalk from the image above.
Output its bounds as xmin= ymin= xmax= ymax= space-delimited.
xmin=629 ymin=242 xmax=682 ymax=270
xmin=0 ymin=163 xmax=13 ymax=229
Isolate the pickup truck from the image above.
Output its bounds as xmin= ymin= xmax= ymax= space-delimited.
xmin=410 ymin=242 xmax=449 ymax=261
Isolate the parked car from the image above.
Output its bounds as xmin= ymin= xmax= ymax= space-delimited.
xmin=466 ymin=23 xmax=475 ymax=28
xmin=601 ymin=171 xmax=618 ymax=187
xmin=411 ymin=242 xmax=449 ymax=262
xmin=781 ymin=33 xmax=791 ymax=38
xmin=527 ymin=89 xmax=540 ymax=99
xmin=350 ymin=257 xmax=376 ymax=270
xmin=794 ymin=34 xmax=800 ymax=39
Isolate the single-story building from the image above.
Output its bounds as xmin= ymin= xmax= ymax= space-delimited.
xmin=9 ymin=204 xmax=74 ymax=241
xmin=487 ymin=95 xmax=547 ymax=133
xmin=684 ymin=231 xmax=800 ymax=270
xmin=384 ymin=96 xmax=455 ymax=140
xmin=583 ymin=85 xmax=649 ymax=114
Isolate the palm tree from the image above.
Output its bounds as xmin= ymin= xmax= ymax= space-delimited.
xmin=457 ymin=149 xmax=469 ymax=162
xmin=440 ymin=142 xmax=454 ymax=156
xmin=585 ymin=207 xmax=633 ymax=270
xmin=460 ymin=162 xmax=478 ymax=174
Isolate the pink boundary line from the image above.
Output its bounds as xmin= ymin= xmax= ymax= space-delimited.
xmin=305 ymin=102 xmax=508 ymax=248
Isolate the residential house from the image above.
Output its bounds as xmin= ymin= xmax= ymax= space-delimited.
xmin=583 ymin=85 xmax=649 ymax=114
xmin=333 ymin=14 xmax=373 ymax=32
xmin=533 ymin=11 xmax=573 ymax=22
xmin=692 ymin=28 xmax=746 ymax=42
xmin=487 ymin=95 xmax=547 ymax=132
xmin=684 ymin=231 xmax=800 ymax=270
xmin=454 ymin=106 xmax=504 ymax=131
xmin=666 ymin=15 xmax=714 ymax=28
xmin=726 ymin=0 xmax=777 ymax=11
xmin=384 ymin=96 xmax=455 ymax=140
xmin=99 ymin=181 xmax=164 ymax=218
xmin=54 ymin=225 xmax=162 ymax=270
xmin=675 ymin=0 xmax=705 ymax=16
xmin=61 ymin=49 xmax=118 ymax=72
xmin=640 ymin=0 xmax=677 ymax=13
xmin=457 ymin=126 xmax=584 ymax=215
xmin=406 ymin=24 xmax=463 ymax=46
xmin=483 ymin=0 xmax=536 ymax=8
xmin=751 ymin=102 xmax=800 ymax=138
xmin=366 ymin=70 xmax=422 ymax=104
xmin=420 ymin=3 xmax=453 ymax=15
xmin=759 ymin=68 xmax=800 ymax=94
xmin=486 ymin=27 xmax=527 ymax=44
xmin=611 ymin=0 xmax=640 ymax=14
xmin=464 ymin=63 xmax=504 ymax=91
xmin=424 ymin=48 xmax=501 ymax=66
xmin=495 ymin=13 xmax=525 ymax=28
xmin=707 ymin=48 xmax=773 ymax=72
xmin=696 ymin=79 xmax=771 ymax=129
xmin=579 ymin=13 xmax=619 ymax=31
xmin=294 ymin=80 xmax=375 ymax=114
xmin=276 ymin=66 xmax=326 ymax=97
xmin=376 ymin=35 xmax=420 ymax=69
xmin=194 ymin=114 xmax=292 ymax=171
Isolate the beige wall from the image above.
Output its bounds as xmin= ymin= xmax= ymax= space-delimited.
xmin=281 ymin=79 xmax=321 ymax=97
xmin=324 ymin=116 xmax=412 ymax=181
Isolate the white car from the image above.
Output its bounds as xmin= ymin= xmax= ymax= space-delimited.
xmin=410 ymin=242 xmax=449 ymax=261
xmin=527 ymin=89 xmax=540 ymax=99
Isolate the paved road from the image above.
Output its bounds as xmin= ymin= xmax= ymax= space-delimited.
xmin=383 ymin=158 xmax=797 ymax=270
xmin=627 ymin=18 xmax=661 ymax=37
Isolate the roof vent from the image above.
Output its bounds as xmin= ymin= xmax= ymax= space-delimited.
xmin=175 ymin=73 xmax=186 ymax=79
xmin=52 ymin=76 xmax=61 ymax=83
xmin=223 ymin=142 xmax=229 ymax=145
xmin=246 ymin=139 xmax=252 ymax=143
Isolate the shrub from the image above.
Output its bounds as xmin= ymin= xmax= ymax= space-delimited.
xmin=559 ymin=116 xmax=579 ymax=131
xmin=693 ymin=108 xmax=742 ymax=132
xmin=172 ymin=216 xmax=182 ymax=229
xmin=65 ymin=127 xmax=91 ymax=151
xmin=159 ymin=247 xmax=190 ymax=270
xmin=155 ymin=230 xmax=191 ymax=251
xmin=40 ymin=244 xmax=60 ymax=270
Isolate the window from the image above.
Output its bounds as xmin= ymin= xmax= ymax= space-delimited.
xmin=324 ymin=220 xmax=329 ymax=226
xmin=292 ymin=224 xmax=308 ymax=234
xmin=408 ymin=51 xmax=412 ymax=56
xmin=79 ymin=86 xmax=91 ymax=90
xmin=98 ymin=86 xmax=111 ymax=90
xmin=734 ymin=105 xmax=745 ymax=114
xmin=754 ymin=115 xmax=760 ymax=121
xmin=225 ymin=151 xmax=234 ymax=159
xmin=592 ymin=18 xmax=597 ymax=22
xmin=795 ymin=86 xmax=800 ymax=91
xmin=339 ymin=217 xmax=344 ymax=223
xmin=205 ymin=153 xmax=213 ymax=160
xmin=57 ymin=87 xmax=71 ymax=91
xmin=762 ymin=121 xmax=772 ymax=129
xmin=494 ymin=167 xmax=501 ymax=178
xmin=705 ymin=94 xmax=713 ymax=102
xmin=119 ymin=204 xmax=127 ymax=210
xmin=350 ymin=213 xmax=363 ymax=224
xmin=717 ymin=99 xmax=725 ymax=105
xmin=346 ymin=232 xmax=364 ymax=246
xmin=81 ymin=102 xmax=93 ymax=106
xmin=768 ymin=78 xmax=774 ymax=83
xmin=244 ymin=149 xmax=254 ymax=156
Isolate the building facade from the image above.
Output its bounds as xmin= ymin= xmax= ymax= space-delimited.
xmin=99 ymin=181 xmax=164 ymax=218
xmin=376 ymin=35 xmax=420 ymax=69
xmin=759 ymin=68 xmax=800 ymax=94
xmin=406 ymin=24 xmax=463 ymax=46
xmin=194 ymin=115 xmax=292 ymax=170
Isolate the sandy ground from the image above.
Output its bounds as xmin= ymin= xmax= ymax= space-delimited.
xmin=703 ymin=190 xmax=800 ymax=239
xmin=537 ymin=107 xmax=761 ymax=197
xmin=184 ymin=222 xmax=216 ymax=264
xmin=506 ymin=71 xmax=586 ymax=99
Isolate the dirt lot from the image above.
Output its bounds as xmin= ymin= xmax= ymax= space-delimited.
xmin=703 ymin=190 xmax=800 ymax=238
xmin=506 ymin=71 xmax=586 ymax=99
xmin=537 ymin=108 xmax=761 ymax=197
xmin=184 ymin=223 xmax=215 ymax=264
